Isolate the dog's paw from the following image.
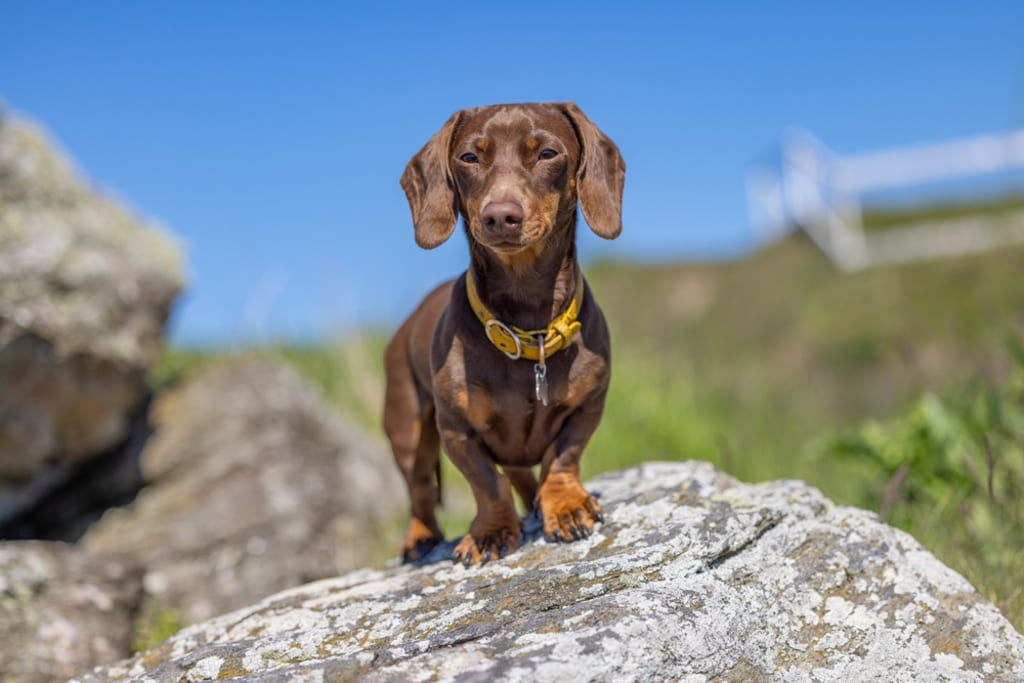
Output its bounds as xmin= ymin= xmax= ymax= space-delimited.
xmin=401 ymin=518 xmax=444 ymax=563
xmin=451 ymin=525 xmax=521 ymax=567
xmin=538 ymin=471 xmax=604 ymax=542
xmin=451 ymin=488 xmax=524 ymax=566
xmin=451 ymin=477 xmax=523 ymax=566
xmin=402 ymin=536 xmax=443 ymax=564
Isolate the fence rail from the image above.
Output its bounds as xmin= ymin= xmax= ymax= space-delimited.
xmin=746 ymin=128 xmax=1024 ymax=270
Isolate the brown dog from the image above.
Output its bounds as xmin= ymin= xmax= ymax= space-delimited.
xmin=384 ymin=102 xmax=625 ymax=566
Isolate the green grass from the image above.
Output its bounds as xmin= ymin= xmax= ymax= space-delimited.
xmin=150 ymin=337 xmax=388 ymax=432
xmin=271 ymin=336 xmax=389 ymax=431
xmin=814 ymin=336 xmax=1024 ymax=625
xmin=862 ymin=192 xmax=1024 ymax=232
xmin=132 ymin=599 xmax=189 ymax=654
xmin=588 ymin=237 xmax=1024 ymax=483
xmin=153 ymin=236 xmax=1024 ymax=632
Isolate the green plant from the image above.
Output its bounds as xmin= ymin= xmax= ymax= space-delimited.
xmin=132 ymin=599 xmax=189 ymax=653
xmin=148 ymin=346 xmax=215 ymax=391
xmin=816 ymin=337 xmax=1024 ymax=630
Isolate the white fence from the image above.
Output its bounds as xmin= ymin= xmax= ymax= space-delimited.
xmin=746 ymin=128 xmax=1024 ymax=270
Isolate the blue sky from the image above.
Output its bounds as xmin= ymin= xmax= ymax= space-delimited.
xmin=2 ymin=2 xmax=1021 ymax=345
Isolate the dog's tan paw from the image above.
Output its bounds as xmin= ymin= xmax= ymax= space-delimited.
xmin=451 ymin=506 xmax=522 ymax=567
xmin=451 ymin=526 xmax=521 ymax=567
xmin=538 ymin=471 xmax=604 ymax=542
xmin=401 ymin=518 xmax=444 ymax=563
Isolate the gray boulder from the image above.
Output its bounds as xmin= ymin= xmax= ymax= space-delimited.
xmin=0 ymin=109 xmax=183 ymax=526
xmin=75 ymin=461 xmax=1024 ymax=682
xmin=0 ymin=541 xmax=142 ymax=683
xmin=82 ymin=357 xmax=404 ymax=623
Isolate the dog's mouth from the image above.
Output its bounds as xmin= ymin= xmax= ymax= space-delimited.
xmin=481 ymin=236 xmax=527 ymax=253
xmin=473 ymin=219 xmax=548 ymax=254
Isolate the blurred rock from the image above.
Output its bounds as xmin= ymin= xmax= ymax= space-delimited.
xmin=78 ymin=461 xmax=1024 ymax=682
xmin=0 ymin=541 xmax=141 ymax=683
xmin=0 ymin=108 xmax=183 ymax=528
xmin=0 ymin=400 xmax=151 ymax=541
xmin=83 ymin=357 xmax=403 ymax=623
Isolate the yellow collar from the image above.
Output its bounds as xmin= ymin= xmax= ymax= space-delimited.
xmin=465 ymin=269 xmax=584 ymax=361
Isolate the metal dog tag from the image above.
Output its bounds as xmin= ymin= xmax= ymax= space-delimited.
xmin=534 ymin=362 xmax=549 ymax=406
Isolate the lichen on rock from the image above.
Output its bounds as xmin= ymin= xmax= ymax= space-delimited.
xmin=0 ymin=541 xmax=141 ymax=683
xmin=75 ymin=461 xmax=1024 ymax=682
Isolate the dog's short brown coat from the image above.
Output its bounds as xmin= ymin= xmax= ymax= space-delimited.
xmin=384 ymin=102 xmax=625 ymax=565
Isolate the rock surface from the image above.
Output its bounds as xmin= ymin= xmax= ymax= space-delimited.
xmin=0 ymin=109 xmax=183 ymax=526
xmin=77 ymin=461 xmax=1024 ymax=682
xmin=82 ymin=357 xmax=404 ymax=623
xmin=0 ymin=541 xmax=142 ymax=683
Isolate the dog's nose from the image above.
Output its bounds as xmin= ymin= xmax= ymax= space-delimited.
xmin=481 ymin=200 xmax=524 ymax=232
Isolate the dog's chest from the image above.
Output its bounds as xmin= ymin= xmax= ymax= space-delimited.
xmin=471 ymin=390 xmax=568 ymax=465
xmin=461 ymin=354 xmax=604 ymax=465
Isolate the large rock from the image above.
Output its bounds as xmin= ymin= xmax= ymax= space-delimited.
xmin=0 ymin=541 xmax=142 ymax=683
xmin=82 ymin=357 xmax=404 ymax=623
xmin=0 ymin=108 xmax=183 ymax=526
xmin=76 ymin=461 xmax=1024 ymax=682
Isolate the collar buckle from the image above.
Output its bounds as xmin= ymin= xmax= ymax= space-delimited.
xmin=484 ymin=318 xmax=523 ymax=360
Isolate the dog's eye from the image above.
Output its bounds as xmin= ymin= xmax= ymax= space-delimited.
xmin=459 ymin=153 xmax=479 ymax=163
xmin=539 ymin=149 xmax=558 ymax=160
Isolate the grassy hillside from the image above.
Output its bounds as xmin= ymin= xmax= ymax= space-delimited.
xmin=861 ymin=192 xmax=1024 ymax=231
xmin=153 ymin=235 xmax=1024 ymax=629
xmin=586 ymin=235 xmax=1024 ymax=489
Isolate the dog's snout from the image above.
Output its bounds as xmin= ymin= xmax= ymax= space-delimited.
xmin=481 ymin=200 xmax=524 ymax=232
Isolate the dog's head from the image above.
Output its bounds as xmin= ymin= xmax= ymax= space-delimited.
xmin=400 ymin=102 xmax=625 ymax=254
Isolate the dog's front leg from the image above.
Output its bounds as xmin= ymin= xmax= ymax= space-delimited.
xmin=440 ymin=426 xmax=523 ymax=566
xmin=538 ymin=405 xmax=605 ymax=542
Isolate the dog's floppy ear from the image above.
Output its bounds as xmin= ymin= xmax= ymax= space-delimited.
xmin=400 ymin=111 xmax=462 ymax=249
xmin=562 ymin=102 xmax=625 ymax=240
